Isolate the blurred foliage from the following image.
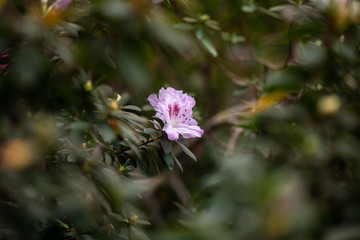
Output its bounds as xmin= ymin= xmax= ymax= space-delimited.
xmin=1 ymin=0 xmax=360 ymax=240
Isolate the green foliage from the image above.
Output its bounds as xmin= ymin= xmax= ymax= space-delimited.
xmin=1 ymin=0 xmax=360 ymax=239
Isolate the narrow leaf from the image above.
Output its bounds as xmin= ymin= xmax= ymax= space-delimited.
xmin=177 ymin=136 xmax=189 ymax=147
xmin=195 ymin=28 xmax=204 ymax=40
xmin=131 ymin=227 xmax=150 ymax=240
xmin=160 ymin=137 xmax=172 ymax=154
xmin=163 ymin=152 xmax=174 ymax=171
xmin=172 ymin=153 xmax=183 ymax=172
xmin=122 ymin=105 xmax=142 ymax=112
xmin=104 ymin=152 xmax=112 ymax=165
xmin=143 ymin=128 xmax=160 ymax=136
xmin=56 ymin=219 xmax=69 ymax=230
xmin=173 ymin=23 xmax=195 ymax=30
xmin=136 ymin=130 xmax=151 ymax=140
xmin=258 ymin=7 xmax=281 ymax=19
xmin=152 ymin=117 xmax=164 ymax=128
xmin=201 ymin=35 xmax=218 ymax=57
xmin=137 ymin=220 xmax=151 ymax=226
xmin=242 ymin=4 xmax=256 ymax=13
xmin=137 ymin=152 xmax=150 ymax=175
xmin=183 ymin=17 xmax=197 ymax=23
xmin=176 ymin=141 xmax=197 ymax=162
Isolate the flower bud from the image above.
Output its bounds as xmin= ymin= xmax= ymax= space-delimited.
xmin=84 ymin=80 xmax=93 ymax=92
xmin=109 ymin=100 xmax=119 ymax=110
xmin=130 ymin=215 xmax=139 ymax=225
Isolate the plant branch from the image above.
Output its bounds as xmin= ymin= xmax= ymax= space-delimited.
xmin=120 ymin=134 xmax=163 ymax=154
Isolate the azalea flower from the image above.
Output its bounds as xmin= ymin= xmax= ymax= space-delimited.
xmin=148 ymin=87 xmax=203 ymax=141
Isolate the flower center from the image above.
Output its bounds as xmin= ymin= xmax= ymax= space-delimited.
xmin=168 ymin=103 xmax=180 ymax=117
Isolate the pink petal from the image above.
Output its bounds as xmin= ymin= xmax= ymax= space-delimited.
xmin=163 ymin=124 xmax=179 ymax=141
xmin=187 ymin=118 xmax=198 ymax=126
xmin=148 ymin=94 xmax=160 ymax=110
xmin=176 ymin=124 xmax=203 ymax=139
xmin=181 ymin=94 xmax=196 ymax=109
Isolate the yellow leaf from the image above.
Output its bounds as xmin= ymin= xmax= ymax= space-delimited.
xmin=248 ymin=91 xmax=288 ymax=116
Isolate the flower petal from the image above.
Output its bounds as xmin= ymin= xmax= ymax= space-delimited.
xmin=187 ymin=118 xmax=198 ymax=126
xmin=163 ymin=124 xmax=179 ymax=141
xmin=176 ymin=124 xmax=203 ymax=139
xmin=181 ymin=93 xmax=196 ymax=109
xmin=148 ymin=94 xmax=160 ymax=111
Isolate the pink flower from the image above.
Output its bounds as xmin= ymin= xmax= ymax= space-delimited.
xmin=148 ymin=87 xmax=204 ymax=141
xmin=52 ymin=0 xmax=73 ymax=12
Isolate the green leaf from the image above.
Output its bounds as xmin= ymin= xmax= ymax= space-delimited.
xmin=56 ymin=219 xmax=69 ymax=230
xmin=173 ymin=23 xmax=195 ymax=31
xmin=98 ymin=123 xmax=117 ymax=143
xmin=183 ymin=17 xmax=197 ymax=23
xmin=137 ymin=220 xmax=151 ymax=226
xmin=143 ymin=128 xmax=160 ymax=136
xmin=137 ymin=152 xmax=150 ymax=175
xmin=177 ymin=136 xmax=189 ymax=147
xmin=234 ymin=87 xmax=249 ymax=96
xmin=231 ymin=34 xmax=246 ymax=44
xmin=148 ymin=150 xmax=161 ymax=174
xmin=122 ymin=105 xmax=142 ymax=112
xmin=195 ymin=28 xmax=205 ymax=40
xmin=160 ymin=136 xmax=172 ymax=154
xmin=200 ymin=35 xmax=218 ymax=57
xmin=136 ymin=130 xmax=151 ymax=140
xmin=131 ymin=227 xmax=150 ymax=240
xmin=242 ymin=4 xmax=256 ymax=13
xmin=205 ymin=20 xmax=220 ymax=30
xmin=163 ymin=152 xmax=174 ymax=171
xmin=109 ymin=212 xmax=127 ymax=223
xmin=159 ymin=150 xmax=174 ymax=175
xmin=70 ymin=121 xmax=90 ymax=131
xmin=172 ymin=153 xmax=183 ymax=172
xmin=258 ymin=6 xmax=281 ymax=19
xmin=104 ymin=152 xmax=112 ymax=165
xmin=152 ymin=117 xmax=164 ymax=128
xmin=176 ymin=141 xmax=197 ymax=162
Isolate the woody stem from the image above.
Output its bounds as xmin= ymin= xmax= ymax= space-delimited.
xmin=120 ymin=134 xmax=163 ymax=154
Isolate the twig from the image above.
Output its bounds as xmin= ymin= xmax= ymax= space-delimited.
xmin=229 ymin=48 xmax=282 ymax=70
xmin=282 ymin=23 xmax=294 ymax=69
xmin=203 ymin=102 xmax=253 ymax=131
xmin=215 ymin=60 xmax=251 ymax=86
xmin=225 ymin=127 xmax=245 ymax=156
xmin=120 ymin=134 xmax=162 ymax=154
xmin=204 ymin=133 xmax=228 ymax=151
